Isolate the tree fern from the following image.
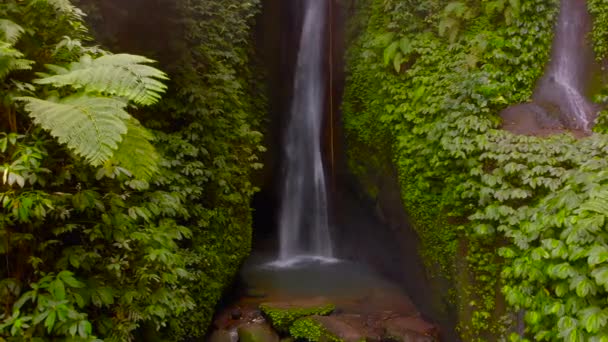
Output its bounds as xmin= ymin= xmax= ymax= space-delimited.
xmin=113 ymin=120 xmax=160 ymax=180
xmin=0 ymin=19 xmax=24 ymax=44
xmin=0 ymin=44 xmax=33 ymax=80
xmin=30 ymin=0 xmax=85 ymax=19
xmin=16 ymin=95 xmax=130 ymax=165
xmin=0 ymin=20 xmax=32 ymax=80
xmin=36 ymin=54 xmax=168 ymax=106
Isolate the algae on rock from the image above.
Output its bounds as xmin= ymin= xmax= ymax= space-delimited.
xmin=259 ymin=300 xmax=335 ymax=332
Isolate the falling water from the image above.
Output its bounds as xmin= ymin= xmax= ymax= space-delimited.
xmin=274 ymin=0 xmax=334 ymax=266
xmin=534 ymin=0 xmax=596 ymax=131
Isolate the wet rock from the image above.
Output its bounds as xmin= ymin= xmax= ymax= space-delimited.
xmin=208 ymin=329 xmax=237 ymax=342
xmin=231 ymin=308 xmax=243 ymax=320
xmin=500 ymin=103 xmax=563 ymax=135
xmin=290 ymin=315 xmax=366 ymax=342
xmin=260 ymin=297 xmax=335 ymax=332
xmin=381 ymin=316 xmax=439 ymax=342
xmin=238 ymin=323 xmax=279 ymax=342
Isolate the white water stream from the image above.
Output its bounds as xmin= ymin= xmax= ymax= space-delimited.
xmin=273 ymin=0 xmax=335 ymax=267
xmin=537 ymin=0 xmax=595 ymax=130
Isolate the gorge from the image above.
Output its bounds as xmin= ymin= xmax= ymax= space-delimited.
xmin=2 ymin=0 xmax=608 ymax=341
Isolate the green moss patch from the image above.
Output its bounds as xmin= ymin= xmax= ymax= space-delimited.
xmin=289 ymin=316 xmax=366 ymax=342
xmin=259 ymin=299 xmax=335 ymax=332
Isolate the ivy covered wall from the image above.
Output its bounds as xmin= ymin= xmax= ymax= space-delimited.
xmin=0 ymin=0 xmax=265 ymax=340
xmin=343 ymin=0 xmax=608 ymax=340
xmin=77 ymin=0 xmax=268 ymax=338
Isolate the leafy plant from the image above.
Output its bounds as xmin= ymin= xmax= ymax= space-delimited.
xmin=342 ymin=0 xmax=564 ymax=340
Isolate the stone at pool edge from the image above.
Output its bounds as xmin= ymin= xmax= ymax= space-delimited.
xmin=290 ymin=315 xmax=366 ymax=342
xmin=259 ymin=298 xmax=335 ymax=332
xmin=208 ymin=329 xmax=237 ymax=342
xmin=238 ymin=323 xmax=280 ymax=342
xmin=381 ymin=316 xmax=439 ymax=342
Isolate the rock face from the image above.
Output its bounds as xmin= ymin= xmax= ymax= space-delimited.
xmin=238 ymin=323 xmax=280 ymax=342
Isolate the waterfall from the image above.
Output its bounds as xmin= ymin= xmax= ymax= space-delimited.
xmin=534 ymin=0 xmax=596 ymax=131
xmin=275 ymin=0 xmax=334 ymax=266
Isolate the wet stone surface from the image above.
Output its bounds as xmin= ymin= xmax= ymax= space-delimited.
xmin=208 ymin=260 xmax=440 ymax=341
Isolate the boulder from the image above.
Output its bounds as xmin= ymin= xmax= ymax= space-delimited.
xmin=238 ymin=323 xmax=279 ymax=342
xmin=500 ymin=103 xmax=563 ymax=135
xmin=381 ymin=316 xmax=439 ymax=342
xmin=259 ymin=297 xmax=335 ymax=332
xmin=290 ymin=315 xmax=365 ymax=342
xmin=208 ymin=329 xmax=237 ymax=342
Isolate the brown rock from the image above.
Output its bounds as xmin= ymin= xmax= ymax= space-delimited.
xmin=382 ymin=316 xmax=439 ymax=342
xmin=207 ymin=329 xmax=237 ymax=342
xmin=308 ymin=316 xmax=366 ymax=342
xmin=238 ymin=323 xmax=279 ymax=342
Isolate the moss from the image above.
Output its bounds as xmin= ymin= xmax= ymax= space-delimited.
xmin=259 ymin=303 xmax=335 ymax=332
xmin=289 ymin=317 xmax=365 ymax=342
xmin=289 ymin=318 xmax=325 ymax=342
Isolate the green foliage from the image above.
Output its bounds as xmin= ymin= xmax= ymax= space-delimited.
xmin=469 ymin=133 xmax=608 ymax=340
xmin=288 ymin=317 xmax=353 ymax=342
xmin=589 ymin=0 xmax=608 ymax=61
xmin=2 ymin=1 xmax=165 ymax=177
xmin=17 ymin=95 xmax=130 ymax=165
xmin=0 ymin=20 xmax=33 ymax=80
xmin=260 ymin=303 xmax=335 ymax=332
xmin=0 ymin=0 xmax=267 ymax=340
xmin=289 ymin=318 xmax=325 ymax=342
xmin=35 ymin=54 xmax=168 ymax=106
xmin=343 ymin=0 xmax=561 ymax=340
xmin=130 ymin=0 xmax=266 ymax=338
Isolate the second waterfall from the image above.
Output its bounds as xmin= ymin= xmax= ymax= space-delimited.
xmin=276 ymin=0 xmax=334 ymax=265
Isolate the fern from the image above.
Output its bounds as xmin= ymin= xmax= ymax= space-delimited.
xmin=0 ymin=21 xmax=32 ymax=80
xmin=17 ymin=95 xmax=130 ymax=165
xmin=0 ymin=44 xmax=33 ymax=80
xmin=113 ymin=120 xmax=160 ymax=180
xmin=0 ymin=20 xmax=24 ymax=44
xmin=30 ymin=0 xmax=85 ymax=19
xmin=36 ymin=54 xmax=169 ymax=106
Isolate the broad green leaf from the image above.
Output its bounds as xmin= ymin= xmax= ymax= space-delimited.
xmin=17 ymin=95 xmax=129 ymax=166
xmin=49 ymin=279 xmax=65 ymax=300
xmin=36 ymin=54 xmax=168 ymax=106
xmin=383 ymin=41 xmax=399 ymax=67
xmin=592 ymin=266 xmax=608 ymax=288
xmin=44 ymin=310 xmax=56 ymax=333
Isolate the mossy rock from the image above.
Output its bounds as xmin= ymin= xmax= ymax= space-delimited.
xmin=259 ymin=298 xmax=335 ymax=332
xmin=207 ymin=329 xmax=236 ymax=342
xmin=289 ymin=316 xmax=366 ymax=342
xmin=238 ymin=323 xmax=279 ymax=342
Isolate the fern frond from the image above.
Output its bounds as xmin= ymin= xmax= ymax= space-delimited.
xmin=30 ymin=0 xmax=84 ymax=18
xmin=113 ymin=120 xmax=160 ymax=180
xmin=17 ymin=95 xmax=130 ymax=165
xmin=0 ymin=20 xmax=24 ymax=44
xmin=0 ymin=43 xmax=33 ymax=80
xmin=36 ymin=54 xmax=168 ymax=106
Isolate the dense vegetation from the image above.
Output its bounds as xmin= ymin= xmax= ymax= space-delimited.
xmin=4 ymin=0 xmax=608 ymax=341
xmin=343 ymin=0 xmax=608 ymax=340
xmin=0 ymin=0 xmax=264 ymax=340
